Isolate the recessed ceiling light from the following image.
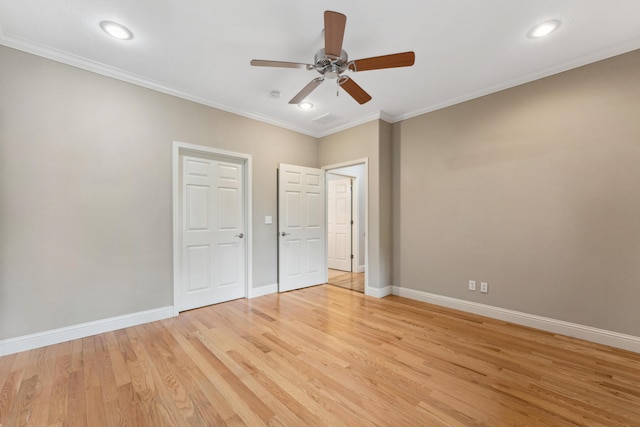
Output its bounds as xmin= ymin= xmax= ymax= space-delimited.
xmin=528 ymin=20 xmax=561 ymax=39
xmin=100 ymin=21 xmax=134 ymax=40
xmin=298 ymin=102 xmax=314 ymax=110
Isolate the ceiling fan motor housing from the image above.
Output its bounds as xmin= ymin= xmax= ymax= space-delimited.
xmin=315 ymin=48 xmax=349 ymax=79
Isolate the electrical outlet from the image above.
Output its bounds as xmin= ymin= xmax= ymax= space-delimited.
xmin=468 ymin=280 xmax=476 ymax=291
xmin=480 ymin=282 xmax=488 ymax=293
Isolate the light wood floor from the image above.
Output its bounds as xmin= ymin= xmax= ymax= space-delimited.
xmin=2 ymin=285 xmax=640 ymax=426
xmin=327 ymin=269 xmax=365 ymax=293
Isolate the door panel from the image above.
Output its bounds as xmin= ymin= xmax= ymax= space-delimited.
xmin=218 ymin=187 xmax=239 ymax=229
xmin=285 ymin=239 xmax=302 ymax=277
xmin=186 ymin=245 xmax=210 ymax=291
xmin=181 ymin=155 xmax=245 ymax=311
xmin=307 ymin=238 xmax=322 ymax=273
xmin=327 ymin=177 xmax=352 ymax=271
xmin=279 ymin=164 xmax=326 ymax=292
xmin=285 ymin=191 xmax=302 ymax=228
xmin=307 ymin=192 xmax=321 ymax=227
xmin=217 ymin=242 xmax=239 ymax=286
xmin=186 ymin=185 xmax=209 ymax=230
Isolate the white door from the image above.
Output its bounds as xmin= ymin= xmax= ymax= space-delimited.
xmin=327 ymin=177 xmax=352 ymax=271
xmin=180 ymin=155 xmax=245 ymax=311
xmin=278 ymin=164 xmax=326 ymax=292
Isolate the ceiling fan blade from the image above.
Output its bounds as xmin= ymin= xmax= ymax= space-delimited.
xmin=348 ymin=51 xmax=415 ymax=72
xmin=339 ymin=76 xmax=372 ymax=105
xmin=250 ymin=60 xmax=313 ymax=70
xmin=324 ymin=11 xmax=347 ymax=57
xmin=289 ymin=77 xmax=325 ymax=104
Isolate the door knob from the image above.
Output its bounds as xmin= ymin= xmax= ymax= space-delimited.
xmin=280 ymin=231 xmax=290 ymax=237
xmin=236 ymin=233 xmax=244 ymax=238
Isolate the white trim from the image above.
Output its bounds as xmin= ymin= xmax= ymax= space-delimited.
xmin=368 ymin=286 xmax=392 ymax=299
xmin=322 ymin=158 xmax=369 ymax=171
xmin=322 ymin=159 xmax=369 ymax=296
xmin=0 ymin=306 xmax=174 ymax=357
xmin=0 ymin=36 xmax=383 ymax=139
xmin=390 ymin=38 xmax=640 ymax=124
xmin=4 ymin=34 xmax=640 ymax=139
xmin=248 ymin=283 xmax=278 ymax=298
xmin=172 ymin=141 xmax=253 ymax=316
xmin=3 ymin=33 xmax=640 ymax=138
xmin=392 ymin=287 xmax=640 ymax=354
xmin=316 ymin=114 xmax=388 ymax=138
xmin=356 ymin=264 xmax=365 ymax=274
xmin=0 ymin=36 xmax=317 ymax=138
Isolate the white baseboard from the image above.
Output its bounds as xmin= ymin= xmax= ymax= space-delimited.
xmin=356 ymin=264 xmax=365 ymax=274
xmin=367 ymin=285 xmax=392 ymax=298
xmin=0 ymin=306 xmax=174 ymax=357
xmin=392 ymin=287 xmax=640 ymax=354
xmin=248 ymin=283 xmax=278 ymax=298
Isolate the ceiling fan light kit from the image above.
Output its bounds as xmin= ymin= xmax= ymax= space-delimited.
xmin=251 ymin=11 xmax=415 ymax=106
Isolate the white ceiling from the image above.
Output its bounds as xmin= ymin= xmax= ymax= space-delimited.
xmin=2 ymin=0 xmax=640 ymax=137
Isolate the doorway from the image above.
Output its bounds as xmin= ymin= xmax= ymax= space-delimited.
xmin=324 ymin=160 xmax=367 ymax=294
xmin=327 ymin=174 xmax=353 ymax=272
xmin=172 ymin=141 xmax=252 ymax=315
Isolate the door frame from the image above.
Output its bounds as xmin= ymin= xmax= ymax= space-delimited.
xmin=172 ymin=141 xmax=253 ymax=316
xmin=322 ymin=158 xmax=369 ymax=295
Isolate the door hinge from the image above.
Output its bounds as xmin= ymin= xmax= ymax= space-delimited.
xmin=350 ymin=220 xmax=354 ymax=225
xmin=351 ymin=254 xmax=354 ymax=259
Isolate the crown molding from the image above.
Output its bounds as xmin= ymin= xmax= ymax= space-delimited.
xmin=0 ymin=34 xmax=320 ymax=137
xmin=4 ymin=31 xmax=640 ymax=139
xmin=389 ymin=36 xmax=640 ymax=124
xmin=315 ymin=111 xmax=388 ymax=138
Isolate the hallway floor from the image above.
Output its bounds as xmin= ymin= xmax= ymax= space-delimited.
xmin=327 ymin=269 xmax=364 ymax=293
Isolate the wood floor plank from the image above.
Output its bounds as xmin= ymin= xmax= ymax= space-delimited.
xmin=187 ymin=332 xmax=270 ymax=426
xmin=161 ymin=318 xmax=242 ymax=425
xmin=0 ymin=369 xmax=24 ymax=426
xmin=140 ymin=320 xmax=226 ymax=426
xmin=1 ymin=284 xmax=640 ymax=426
xmin=104 ymin=331 xmax=131 ymax=388
xmin=65 ymin=369 xmax=86 ymax=427
xmin=124 ymin=326 xmax=184 ymax=426
xmin=208 ymin=314 xmax=358 ymax=426
xmin=0 ymin=352 xmax=17 ymax=375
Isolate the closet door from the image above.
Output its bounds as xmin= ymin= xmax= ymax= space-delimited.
xmin=278 ymin=164 xmax=326 ymax=292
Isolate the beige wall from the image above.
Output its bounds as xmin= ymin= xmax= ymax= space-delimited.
xmin=393 ymin=50 xmax=640 ymax=336
xmin=318 ymin=120 xmax=393 ymax=290
xmin=378 ymin=120 xmax=393 ymax=290
xmin=391 ymin=122 xmax=403 ymax=290
xmin=0 ymin=46 xmax=317 ymax=339
xmin=3 ymin=40 xmax=638 ymax=343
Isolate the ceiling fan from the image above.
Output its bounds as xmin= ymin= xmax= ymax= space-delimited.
xmin=250 ymin=11 xmax=415 ymax=105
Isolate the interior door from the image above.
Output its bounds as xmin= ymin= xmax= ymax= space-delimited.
xmin=327 ymin=177 xmax=352 ymax=271
xmin=278 ymin=164 xmax=326 ymax=292
xmin=181 ymin=155 xmax=245 ymax=311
